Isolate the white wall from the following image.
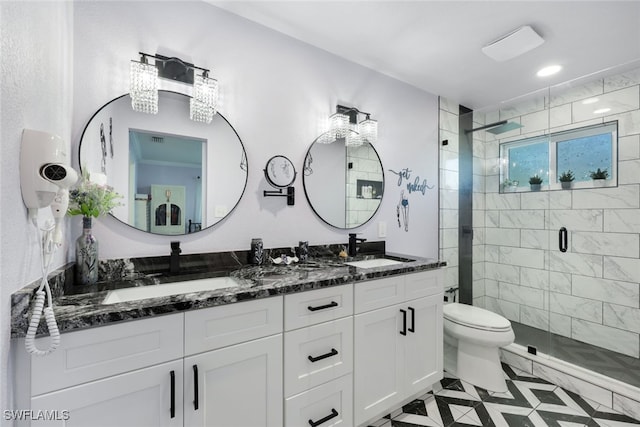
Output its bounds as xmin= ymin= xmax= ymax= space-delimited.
xmin=0 ymin=0 xmax=74 ymax=416
xmin=72 ymin=1 xmax=440 ymax=260
xmin=1 ymin=0 xmax=440 ymax=414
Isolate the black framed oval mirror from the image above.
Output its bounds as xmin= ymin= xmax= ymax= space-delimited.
xmin=302 ymin=132 xmax=384 ymax=229
xmin=79 ymin=91 xmax=248 ymax=235
xmin=264 ymin=155 xmax=296 ymax=188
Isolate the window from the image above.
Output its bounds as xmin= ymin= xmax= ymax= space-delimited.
xmin=499 ymin=121 xmax=617 ymax=192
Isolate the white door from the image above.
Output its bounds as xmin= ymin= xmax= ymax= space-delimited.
xmin=151 ymin=184 xmax=186 ymax=234
xmin=403 ymin=295 xmax=443 ymax=397
xmin=354 ymin=305 xmax=404 ymax=426
xmin=31 ymin=360 xmax=183 ymax=427
xmin=184 ymin=334 xmax=283 ymax=427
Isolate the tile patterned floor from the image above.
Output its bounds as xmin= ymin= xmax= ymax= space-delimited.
xmin=368 ymin=364 xmax=640 ymax=427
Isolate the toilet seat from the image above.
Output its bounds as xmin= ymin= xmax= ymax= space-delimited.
xmin=443 ymin=303 xmax=511 ymax=332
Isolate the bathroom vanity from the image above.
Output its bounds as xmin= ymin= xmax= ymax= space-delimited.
xmin=11 ymin=251 xmax=444 ymax=427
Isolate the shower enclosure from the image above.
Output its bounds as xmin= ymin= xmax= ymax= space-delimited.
xmin=443 ymin=60 xmax=640 ymax=390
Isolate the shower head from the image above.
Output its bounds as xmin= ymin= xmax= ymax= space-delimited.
xmin=465 ymin=120 xmax=523 ymax=135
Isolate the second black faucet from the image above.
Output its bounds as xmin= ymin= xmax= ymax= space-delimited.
xmin=348 ymin=233 xmax=366 ymax=257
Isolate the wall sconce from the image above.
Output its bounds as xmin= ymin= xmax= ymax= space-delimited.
xmin=129 ymin=52 xmax=219 ymax=123
xmin=321 ymin=105 xmax=378 ymax=146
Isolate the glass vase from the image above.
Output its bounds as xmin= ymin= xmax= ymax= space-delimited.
xmin=75 ymin=216 xmax=99 ymax=285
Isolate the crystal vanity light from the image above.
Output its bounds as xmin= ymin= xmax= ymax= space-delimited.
xmin=130 ymin=52 xmax=219 ymax=123
xmin=321 ymin=105 xmax=378 ymax=146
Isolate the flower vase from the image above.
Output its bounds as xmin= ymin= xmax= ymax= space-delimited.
xmin=75 ymin=216 xmax=98 ymax=285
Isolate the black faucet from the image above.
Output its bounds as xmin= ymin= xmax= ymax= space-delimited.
xmin=170 ymin=241 xmax=181 ymax=274
xmin=348 ymin=233 xmax=366 ymax=257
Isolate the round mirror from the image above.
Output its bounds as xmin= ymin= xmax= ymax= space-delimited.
xmin=264 ymin=155 xmax=296 ymax=187
xmin=79 ymin=91 xmax=248 ymax=235
xmin=302 ymin=134 xmax=384 ymax=229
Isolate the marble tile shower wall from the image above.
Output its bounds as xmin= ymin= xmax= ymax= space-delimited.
xmin=438 ymin=98 xmax=461 ymax=295
xmin=474 ymin=67 xmax=640 ymax=359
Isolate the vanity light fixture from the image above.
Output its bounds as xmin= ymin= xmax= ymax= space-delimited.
xmin=323 ymin=105 xmax=378 ymax=146
xmin=130 ymin=54 xmax=159 ymax=114
xmin=130 ymin=52 xmax=219 ymax=123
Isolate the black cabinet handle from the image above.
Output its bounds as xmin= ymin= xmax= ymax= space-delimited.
xmin=559 ymin=227 xmax=568 ymax=252
xmin=308 ymin=301 xmax=338 ymax=312
xmin=408 ymin=307 xmax=415 ymax=333
xmin=308 ymin=408 xmax=339 ymax=427
xmin=308 ymin=348 xmax=338 ymax=363
xmin=193 ymin=364 xmax=199 ymax=411
xmin=400 ymin=309 xmax=407 ymax=336
xmin=170 ymin=370 xmax=175 ymax=419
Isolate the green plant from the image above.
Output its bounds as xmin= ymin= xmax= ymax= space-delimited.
xmin=68 ymin=170 xmax=123 ymax=218
xmin=529 ymin=175 xmax=543 ymax=185
xmin=589 ymin=168 xmax=609 ymax=180
xmin=559 ymin=170 xmax=575 ymax=182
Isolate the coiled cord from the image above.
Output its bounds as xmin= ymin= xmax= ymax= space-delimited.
xmin=24 ymin=217 xmax=61 ymax=356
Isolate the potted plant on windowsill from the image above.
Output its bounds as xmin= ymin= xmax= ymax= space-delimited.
xmin=589 ymin=168 xmax=609 ymax=186
xmin=501 ymin=178 xmax=519 ymax=192
xmin=529 ymin=175 xmax=543 ymax=191
xmin=559 ymin=170 xmax=575 ymax=189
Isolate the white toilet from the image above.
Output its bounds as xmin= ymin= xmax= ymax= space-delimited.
xmin=443 ymin=303 xmax=515 ymax=392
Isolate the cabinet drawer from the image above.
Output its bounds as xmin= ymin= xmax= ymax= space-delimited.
xmin=284 ymin=284 xmax=353 ymax=331
xmin=404 ymin=270 xmax=444 ymax=301
xmin=285 ymin=374 xmax=353 ymax=427
xmin=185 ymin=296 xmax=283 ymax=355
xmin=284 ymin=317 xmax=353 ymax=397
xmin=354 ymin=276 xmax=405 ymax=314
xmin=31 ymin=313 xmax=183 ymax=396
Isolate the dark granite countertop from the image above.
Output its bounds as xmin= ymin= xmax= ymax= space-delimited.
xmin=11 ymin=243 xmax=445 ymax=338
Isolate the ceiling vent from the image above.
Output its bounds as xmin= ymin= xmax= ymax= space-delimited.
xmin=482 ymin=25 xmax=545 ymax=62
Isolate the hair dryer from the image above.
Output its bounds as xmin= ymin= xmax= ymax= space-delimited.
xmin=20 ymin=129 xmax=78 ymax=356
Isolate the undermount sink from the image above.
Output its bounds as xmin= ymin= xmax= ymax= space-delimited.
xmin=102 ymin=277 xmax=241 ymax=305
xmin=344 ymin=257 xmax=411 ymax=269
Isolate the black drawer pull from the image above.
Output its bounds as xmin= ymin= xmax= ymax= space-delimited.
xmin=408 ymin=307 xmax=415 ymax=333
xmin=170 ymin=370 xmax=175 ymax=419
xmin=559 ymin=227 xmax=568 ymax=252
xmin=193 ymin=364 xmax=199 ymax=410
xmin=308 ymin=301 xmax=338 ymax=312
xmin=308 ymin=408 xmax=339 ymax=427
xmin=308 ymin=348 xmax=338 ymax=363
xmin=400 ymin=309 xmax=407 ymax=336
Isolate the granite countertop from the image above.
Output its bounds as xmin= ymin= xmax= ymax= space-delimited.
xmin=11 ymin=244 xmax=445 ymax=338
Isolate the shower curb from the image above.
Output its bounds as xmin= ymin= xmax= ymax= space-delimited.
xmin=501 ymin=343 xmax=640 ymax=420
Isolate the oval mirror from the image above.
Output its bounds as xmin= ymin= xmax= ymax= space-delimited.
xmin=302 ymin=133 xmax=384 ymax=229
xmin=79 ymin=91 xmax=248 ymax=235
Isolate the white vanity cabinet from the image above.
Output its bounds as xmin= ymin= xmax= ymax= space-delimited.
xmin=283 ymin=284 xmax=354 ymax=427
xmin=14 ymin=297 xmax=284 ymax=427
xmin=353 ymin=270 xmax=443 ymax=426
xmin=183 ymin=297 xmax=283 ymax=427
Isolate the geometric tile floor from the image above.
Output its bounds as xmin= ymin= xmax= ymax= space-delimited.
xmin=368 ymin=363 xmax=640 ymax=427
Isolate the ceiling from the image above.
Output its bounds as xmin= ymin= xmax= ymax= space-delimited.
xmin=209 ymin=1 xmax=640 ymax=110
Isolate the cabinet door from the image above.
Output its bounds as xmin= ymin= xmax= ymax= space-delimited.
xmin=403 ymin=294 xmax=443 ymax=397
xmin=184 ymin=334 xmax=283 ymax=427
xmin=353 ymin=305 xmax=404 ymax=426
xmin=31 ymin=360 xmax=183 ymax=427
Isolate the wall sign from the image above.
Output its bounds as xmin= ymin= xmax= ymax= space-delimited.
xmin=388 ymin=167 xmax=435 ymax=232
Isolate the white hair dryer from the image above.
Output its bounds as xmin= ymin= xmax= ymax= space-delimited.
xmin=20 ymin=129 xmax=78 ymax=356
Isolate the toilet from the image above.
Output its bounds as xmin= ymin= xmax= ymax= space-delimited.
xmin=443 ymin=303 xmax=515 ymax=392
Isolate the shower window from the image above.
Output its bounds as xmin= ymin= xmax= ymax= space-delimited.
xmin=500 ymin=121 xmax=618 ymax=192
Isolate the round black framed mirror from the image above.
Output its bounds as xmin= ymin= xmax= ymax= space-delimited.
xmin=78 ymin=91 xmax=249 ymax=235
xmin=302 ymin=133 xmax=384 ymax=229
xmin=264 ymin=155 xmax=296 ymax=188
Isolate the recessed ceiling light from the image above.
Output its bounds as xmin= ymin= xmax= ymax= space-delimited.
xmin=593 ymin=108 xmax=611 ymax=114
xmin=582 ymin=97 xmax=599 ymax=105
xmin=537 ymin=65 xmax=562 ymax=77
